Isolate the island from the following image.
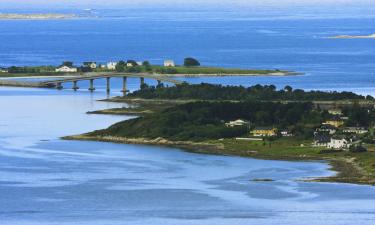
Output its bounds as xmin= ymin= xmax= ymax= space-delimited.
xmin=0 ymin=13 xmax=77 ymax=20
xmin=0 ymin=58 xmax=298 ymax=80
xmin=329 ymin=34 xmax=375 ymax=39
xmin=66 ymin=83 xmax=375 ymax=186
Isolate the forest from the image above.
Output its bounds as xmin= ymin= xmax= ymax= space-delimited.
xmin=128 ymin=83 xmax=372 ymax=101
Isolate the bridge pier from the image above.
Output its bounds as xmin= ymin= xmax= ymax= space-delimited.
xmin=88 ymin=79 xmax=95 ymax=92
xmin=56 ymin=82 xmax=63 ymax=90
xmin=106 ymin=77 xmax=111 ymax=92
xmin=140 ymin=77 xmax=145 ymax=89
xmin=72 ymin=81 xmax=79 ymax=91
xmin=121 ymin=77 xmax=128 ymax=95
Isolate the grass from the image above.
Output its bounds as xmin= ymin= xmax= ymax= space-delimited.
xmin=152 ymin=66 xmax=286 ymax=75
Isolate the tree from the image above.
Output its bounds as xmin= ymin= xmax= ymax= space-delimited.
xmin=284 ymin=85 xmax=293 ymax=92
xmin=127 ymin=60 xmax=138 ymax=67
xmin=142 ymin=61 xmax=151 ymax=66
xmin=143 ymin=61 xmax=152 ymax=72
xmin=62 ymin=61 xmax=73 ymax=67
xmin=115 ymin=61 xmax=126 ymax=72
xmin=184 ymin=57 xmax=200 ymax=67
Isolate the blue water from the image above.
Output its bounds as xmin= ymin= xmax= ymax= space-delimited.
xmin=1 ymin=87 xmax=375 ymax=225
xmin=1 ymin=7 xmax=375 ymax=94
xmin=1 ymin=7 xmax=375 ymax=225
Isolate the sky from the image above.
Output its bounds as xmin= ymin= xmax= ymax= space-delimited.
xmin=1 ymin=0 xmax=375 ymax=8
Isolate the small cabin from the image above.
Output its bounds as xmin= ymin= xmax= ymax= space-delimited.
xmin=164 ymin=60 xmax=175 ymax=67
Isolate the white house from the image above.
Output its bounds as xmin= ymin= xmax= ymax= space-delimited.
xmin=55 ymin=66 xmax=78 ymax=73
xmin=327 ymin=137 xmax=350 ymax=149
xmin=164 ymin=60 xmax=175 ymax=67
xmin=0 ymin=67 xmax=7 ymax=73
xmin=313 ymin=134 xmax=330 ymax=147
xmin=225 ymin=119 xmax=249 ymax=127
xmin=316 ymin=124 xmax=337 ymax=135
xmin=107 ymin=62 xmax=118 ymax=70
xmin=343 ymin=127 xmax=368 ymax=134
xmin=127 ymin=62 xmax=134 ymax=67
xmin=83 ymin=62 xmax=97 ymax=69
xmin=281 ymin=130 xmax=294 ymax=137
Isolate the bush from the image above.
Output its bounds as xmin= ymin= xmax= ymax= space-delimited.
xmin=184 ymin=57 xmax=200 ymax=67
xmin=349 ymin=145 xmax=367 ymax=153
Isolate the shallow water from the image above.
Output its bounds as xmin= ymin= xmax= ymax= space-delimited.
xmin=0 ymin=86 xmax=375 ymax=225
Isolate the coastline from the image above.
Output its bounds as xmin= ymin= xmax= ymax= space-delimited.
xmin=63 ymin=134 xmax=372 ymax=186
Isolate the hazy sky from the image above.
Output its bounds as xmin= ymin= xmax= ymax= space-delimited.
xmin=1 ymin=0 xmax=375 ymax=8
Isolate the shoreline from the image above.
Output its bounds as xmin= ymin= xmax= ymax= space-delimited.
xmin=63 ymin=134 xmax=371 ymax=186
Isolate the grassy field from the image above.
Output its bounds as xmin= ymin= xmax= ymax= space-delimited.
xmin=152 ymin=66 xmax=288 ymax=75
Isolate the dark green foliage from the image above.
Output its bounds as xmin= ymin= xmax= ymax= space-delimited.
xmin=7 ymin=66 xmax=56 ymax=74
xmin=92 ymin=101 xmax=323 ymax=141
xmin=62 ymin=61 xmax=73 ymax=67
xmin=349 ymin=145 xmax=367 ymax=153
xmin=128 ymin=83 xmax=366 ymax=102
xmin=184 ymin=57 xmax=200 ymax=67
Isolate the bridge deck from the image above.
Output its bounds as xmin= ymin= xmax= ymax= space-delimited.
xmin=40 ymin=73 xmax=184 ymax=85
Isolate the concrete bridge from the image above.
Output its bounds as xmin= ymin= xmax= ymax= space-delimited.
xmin=1 ymin=73 xmax=184 ymax=94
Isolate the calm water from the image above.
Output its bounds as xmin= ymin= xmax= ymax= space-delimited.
xmin=1 ymin=7 xmax=375 ymax=225
xmin=1 ymin=87 xmax=375 ymax=225
xmin=1 ymin=7 xmax=375 ymax=94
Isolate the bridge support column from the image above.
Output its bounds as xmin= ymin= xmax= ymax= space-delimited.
xmin=121 ymin=77 xmax=128 ymax=95
xmin=106 ymin=77 xmax=111 ymax=92
xmin=72 ymin=81 xmax=79 ymax=91
xmin=88 ymin=79 xmax=95 ymax=92
xmin=140 ymin=77 xmax=145 ymax=89
xmin=56 ymin=82 xmax=63 ymax=90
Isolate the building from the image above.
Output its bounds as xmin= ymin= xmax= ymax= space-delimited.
xmin=280 ymin=130 xmax=293 ymax=137
xmin=126 ymin=62 xmax=134 ymax=67
xmin=251 ymin=127 xmax=277 ymax=137
xmin=0 ymin=67 xmax=8 ymax=73
xmin=313 ymin=134 xmax=330 ymax=147
xmin=225 ymin=119 xmax=249 ymax=127
xmin=327 ymin=135 xmax=357 ymax=149
xmin=328 ymin=109 xmax=343 ymax=115
xmin=83 ymin=62 xmax=97 ymax=69
xmin=55 ymin=66 xmax=78 ymax=73
xmin=107 ymin=62 xmax=118 ymax=70
xmin=323 ymin=119 xmax=344 ymax=128
xmin=343 ymin=127 xmax=368 ymax=134
xmin=164 ymin=60 xmax=175 ymax=67
xmin=316 ymin=124 xmax=337 ymax=135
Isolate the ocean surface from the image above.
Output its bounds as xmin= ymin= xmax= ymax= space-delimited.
xmin=1 ymin=87 xmax=375 ymax=225
xmin=0 ymin=7 xmax=375 ymax=94
xmin=1 ymin=6 xmax=375 ymax=225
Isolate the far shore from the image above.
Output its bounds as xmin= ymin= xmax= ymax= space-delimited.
xmin=0 ymin=13 xmax=77 ymax=20
xmin=328 ymin=34 xmax=375 ymax=39
xmin=0 ymin=71 xmax=300 ymax=79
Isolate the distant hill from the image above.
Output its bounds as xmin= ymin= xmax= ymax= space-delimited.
xmin=329 ymin=34 xmax=375 ymax=39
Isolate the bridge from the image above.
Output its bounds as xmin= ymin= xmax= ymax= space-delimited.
xmin=0 ymin=73 xmax=184 ymax=94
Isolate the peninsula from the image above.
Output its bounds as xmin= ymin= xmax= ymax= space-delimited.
xmin=0 ymin=13 xmax=77 ymax=20
xmin=66 ymin=83 xmax=375 ymax=186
